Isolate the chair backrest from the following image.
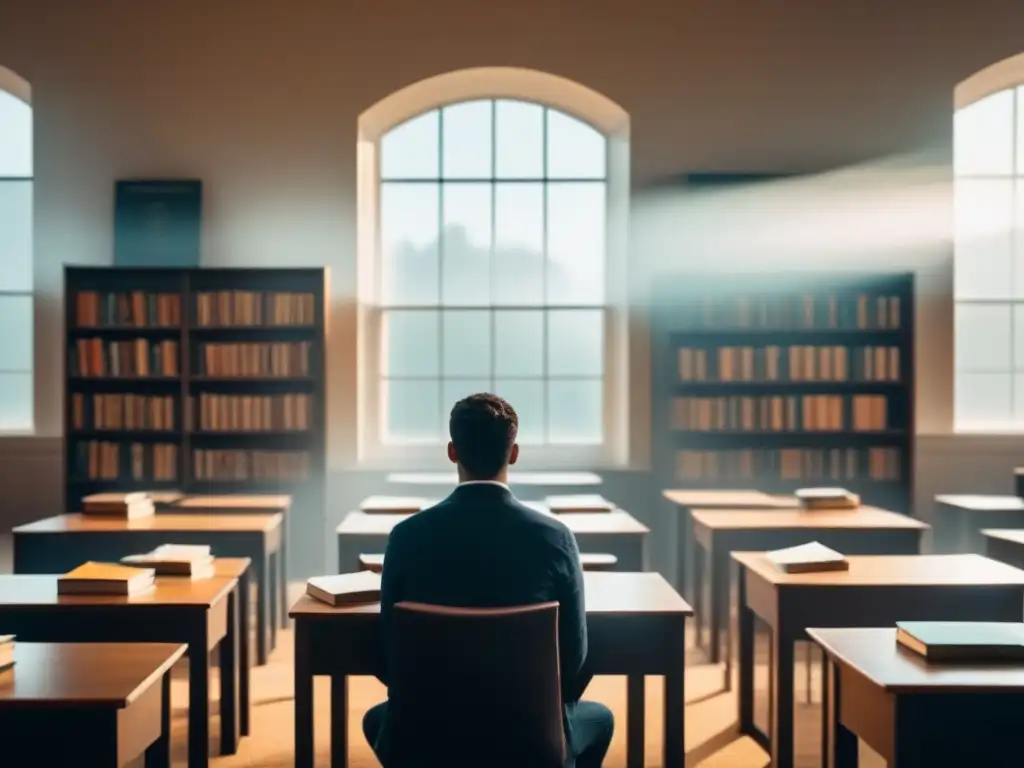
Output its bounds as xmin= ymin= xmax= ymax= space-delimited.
xmin=388 ymin=601 xmax=565 ymax=768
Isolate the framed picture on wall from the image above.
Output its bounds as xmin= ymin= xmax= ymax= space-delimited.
xmin=114 ymin=179 xmax=202 ymax=267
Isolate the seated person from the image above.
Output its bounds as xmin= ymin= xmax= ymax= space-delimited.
xmin=363 ymin=393 xmax=614 ymax=768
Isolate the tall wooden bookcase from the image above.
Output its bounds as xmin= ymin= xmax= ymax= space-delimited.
xmin=652 ymin=272 xmax=915 ymax=513
xmin=63 ymin=266 xmax=328 ymax=522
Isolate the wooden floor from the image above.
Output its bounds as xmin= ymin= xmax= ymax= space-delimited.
xmin=0 ymin=541 xmax=883 ymax=767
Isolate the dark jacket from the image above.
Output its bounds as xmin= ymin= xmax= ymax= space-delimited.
xmin=376 ymin=481 xmax=588 ymax=756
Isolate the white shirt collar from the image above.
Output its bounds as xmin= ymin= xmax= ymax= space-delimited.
xmin=458 ymin=479 xmax=509 ymax=490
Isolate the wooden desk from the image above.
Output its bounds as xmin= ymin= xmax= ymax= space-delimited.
xmin=0 ymin=573 xmax=246 ymax=768
xmin=0 ymin=642 xmax=185 ymax=767
xmin=691 ymin=506 xmax=927 ymax=665
xmin=734 ymin=553 xmax=1024 ymax=768
xmin=357 ymin=551 xmax=619 ymax=573
xmin=662 ymin=489 xmax=799 ymax=602
xmin=174 ymin=494 xmax=291 ymax=631
xmin=290 ymin=571 xmax=690 ymax=768
xmin=811 ymin=627 xmax=1024 ymax=767
xmin=337 ymin=509 xmax=649 ymax=572
xmin=12 ymin=512 xmax=282 ymax=666
xmin=934 ymin=495 xmax=1024 ymax=554
xmin=385 ymin=471 xmax=602 ymax=486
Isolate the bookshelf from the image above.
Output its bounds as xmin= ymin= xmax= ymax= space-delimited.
xmin=64 ymin=266 xmax=328 ymax=521
xmin=651 ymin=272 xmax=915 ymax=513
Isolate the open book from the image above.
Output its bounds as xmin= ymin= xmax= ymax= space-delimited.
xmin=58 ymin=562 xmax=156 ymax=596
xmin=306 ymin=571 xmax=382 ymax=607
xmin=795 ymin=487 xmax=860 ymax=511
xmin=544 ymin=495 xmax=615 ymax=513
xmin=765 ymin=541 xmax=849 ymax=574
xmin=896 ymin=622 xmax=1024 ymax=662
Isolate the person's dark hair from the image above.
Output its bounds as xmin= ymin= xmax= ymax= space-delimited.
xmin=449 ymin=393 xmax=518 ymax=478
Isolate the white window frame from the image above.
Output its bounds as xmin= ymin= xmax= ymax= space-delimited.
xmin=954 ymin=52 xmax=1024 ymax=433
xmin=355 ymin=68 xmax=630 ymax=469
xmin=0 ymin=65 xmax=34 ymax=435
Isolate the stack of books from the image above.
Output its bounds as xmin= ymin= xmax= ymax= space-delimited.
xmin=0 ymin=635 xmax=14 ymax=673
xmin=795 ymin=487 xmax=860 ymax=511
xmin=81 ymin=492 xmax=155 ymax=519
xmin=306 ymin=571 xmax=382 ymax=607
xmin=765 ymin=541 xmax=850 ymax=573
xmin=360 ymin=496 xmax=429 ymax=514
xmin=896 ymin=622 xmax=1024 ymax=662
xmin=121 ymin=544 xmax=215 ymax=578
xmin=544 ymin=495 xmax=616 ymax=513
xmin=57 ymin=562 xmax=156 ymax=596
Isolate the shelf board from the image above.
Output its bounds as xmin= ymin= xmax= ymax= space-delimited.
xmin=69 ymin=430 xmax=182 ymax=440
xmin=69 ymin=326 xmax=181 ymax=336
xmin=673 ymin=380 xmax=903 ymax=394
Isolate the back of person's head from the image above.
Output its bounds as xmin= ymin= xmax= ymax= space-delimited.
xmin=448 ymin=393 xmax=519 ymax=480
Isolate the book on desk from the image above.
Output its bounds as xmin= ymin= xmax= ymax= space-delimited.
xmin=0 ymin=635 xmax=14 ymax=672
xmin=766 ymin=541 xmax=850 ymax=573
xmin=307 ymin=571 xmax=381 ymax=607
xmin=82 ymin=492 xmax=155 ymax=519
xmin=544 ymin=495 xmax=615 ymax=513
xmin=360 ymin=496 xmax=429 ymax=514
xmin=795 ymin=487 xmax=860 ymax=511
xmin=896 ymin=621 xmax=1024 ymax=662
xmin=122 ymin=543 xmax=215 ymax=578
xmin=58 ymin=562 xmax=156 ymax=596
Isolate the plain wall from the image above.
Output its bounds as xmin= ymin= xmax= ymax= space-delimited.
xmin=2 ymin=0 xmax=1024 ymax=576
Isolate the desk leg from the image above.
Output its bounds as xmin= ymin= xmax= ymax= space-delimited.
xmin=294 ymin=622 xmax=315 ymax=768
xmin=255 ymin=556 xmax=270 ymax=665
xmin=219 ymin=587 xmax=240 ymax=755
xmin=238 ymin=574 xmax=251 ymax=736
xmin=708 ymin=539 xmax=726 ymax=664
xmin=331 ymin=674 xmax=349 ymax=768
xmin=770 ymin=629 xmax=796 ymax=768
xmin=664 ymin=618 xmax=686 ymax=768
xmin=279 ymin=534 xmax=289 ymax=629
xmin=626 ymin=675 xmax=645 ymax=768
xmin=269 ymin=552 xmax=279 ymax=652
xmin=188 ymin=629 xmax=211 ymax=768
xmin=692 ymin=541 xmax=705 ymax=650
xmin=144 ymin=671 xmax=172 ymax=768
xmin=737 ymin=572 xmax=755 ymax=736
xmin=824 ymin=658 xmax=857 ymax=768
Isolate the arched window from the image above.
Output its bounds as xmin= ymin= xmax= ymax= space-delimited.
xmin=357 ymin=68 xmax=630 ymax=466
xmin=0 ymin=67 xmax=33 ymax=433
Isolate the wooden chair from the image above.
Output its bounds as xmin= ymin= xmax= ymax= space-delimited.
xmin=360 ymin=551 xmax=617 ymax=573
xmin=387 ymin=601 xmax=565 ymax=768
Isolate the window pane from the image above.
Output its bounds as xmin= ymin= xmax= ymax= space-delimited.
xmin=547 ymin=379 xmax=602 ymax=443
xmin=384 ymin=379 xmax=441 ymax=442
xmin=0 ymin=295 xmax=33 ymax=370
xmin=954 ymin=179 xmax=1013 ymax=300
xmin=1018 ymin=87 xmax=1024 ymax=175
xmin=381 ymin=183 xmax=440 ymax=305
xmin=0 ymin=91 xmax=31 ymax=177
xmin=546 ymin=109 xmax=606 ymax=180
xmin=495 ymin=100 xmax=543 ymax=179
xmin=442 ymin=379 xmax=492 ymax=427
xmin=955 ymin=372 xmax=1012 ymax=428
xmin=381 ymin=110 xmax=439 ymax=180
xmin=1015 ymin=180 xmax=1024 ymax=299
xmin=954 ymin=90 xmax=1014 ymax=177
xmin=0 ymin=180 xmax=32 ymax=292
xmin=442 ymin=101 xmax=492 ymax=179
xmin=442 ymin=310 xmax=491 ymax=377
xmin=1014 ymin=306 xmax=1024 ymax=370
xmin=494 ymin=310 xmax=543 ymax=377
xmin=548 ymin=310 xmax=603 ymax=377
xmin=493 ymin=183 xmax=544 ymax=305
xmin=0 ymin=373 xmax=31 ymax=431
xmin=494 ymin=379 xmax=544 ymax=444
xmin=955 ymin=303 xmax=1011 ymax=372
xmin=442 ymin=183 xmax=491 ymax=305
xmin=383 ymin=310 xmax=439 ymax=377
xmin=546 ymin=182 xmax=606 ymax=305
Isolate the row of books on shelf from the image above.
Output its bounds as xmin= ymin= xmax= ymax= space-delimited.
xmin=675 ymin=446 xmax=902 ymax=482
xmin=69 ymin=393 xmax=314 ymax=433
xmin=74 ymin=291 xmax=182 ymax=328
xmin=670 ymin=394 xmax=893 ymax=433
xmin=71 ymin=339 xmax=180 ymax=378
xmin=195 ymin=291 xmax=317 ymax=327
xmin=77 ymin=441 xmax=179 ymax=481
xmin=673 ymin=293 xmax=902 ymax=331
xmin=74 ymin=442 xmax=312 ymax=482
xmin=677 ymin=345 xmax=900 ymax=383
xmin=72 ymin=290 xmax=316 ymax=328
xmin=69 ymin=340 xmax=313 ymax=379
